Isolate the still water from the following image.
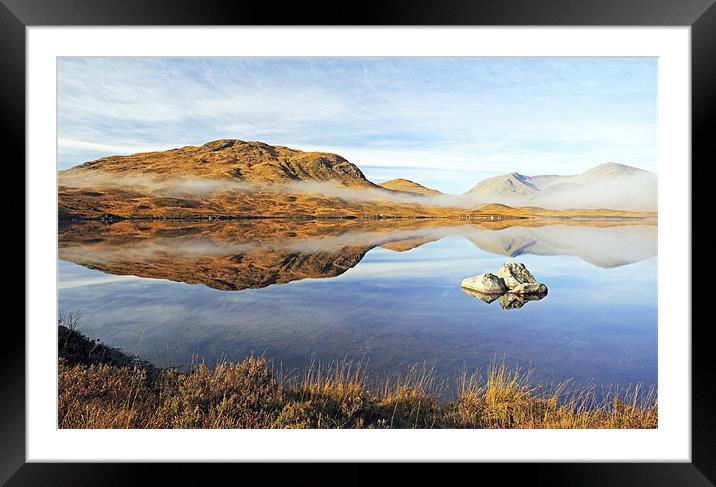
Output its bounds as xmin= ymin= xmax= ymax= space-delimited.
xmin=58 ymin=219 xmax=657 ymax=389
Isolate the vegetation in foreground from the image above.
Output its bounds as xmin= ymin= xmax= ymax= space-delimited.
xmin=58 ymin=317 xmax=657 ymax=429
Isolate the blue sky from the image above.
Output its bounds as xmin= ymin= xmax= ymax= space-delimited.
xmin=58 ymin=57 xmax=657 ymax=194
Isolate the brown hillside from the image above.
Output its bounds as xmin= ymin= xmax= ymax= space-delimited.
xmin=60 ymin=139 xmax=377 ymax=188
xmin=378 ymin=178 xmax=442 ymax=195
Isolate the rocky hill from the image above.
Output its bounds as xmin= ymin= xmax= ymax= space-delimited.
xmin=61 ymin=139 xmax=378 ymax=188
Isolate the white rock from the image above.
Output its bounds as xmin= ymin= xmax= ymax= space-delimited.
xmin=510 ymin=282 xmax=548 ymax=295
xmin=495 ymin=262 xmax=537 ymax=289
xmin=461 ymin=273 xmax=507 ymax=294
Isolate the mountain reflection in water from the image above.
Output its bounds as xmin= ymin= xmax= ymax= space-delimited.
xmin=59 ymin=219 xmax=657 ymax=292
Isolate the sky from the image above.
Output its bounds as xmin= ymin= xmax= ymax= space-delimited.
xmin=58 ymin=57 xmax=657 ymax=194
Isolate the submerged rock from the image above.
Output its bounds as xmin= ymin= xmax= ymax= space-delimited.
xmin=460 ymin=273 xmax=508 ymax=294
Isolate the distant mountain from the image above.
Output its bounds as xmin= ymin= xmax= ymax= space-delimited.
xmin=378 ymin=178 xmax=442 ymax=196
xmin=466 ymin=172 xmax=541 ymax=198
xmin=61 ymin=139 xmax=378 ymax=189
xmin=464 ymin=163 xmax=657 ymax=211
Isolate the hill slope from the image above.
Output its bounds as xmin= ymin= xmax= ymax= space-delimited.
xmin=60 ymin=139 xmax=378 ymax=189
xmin=378 ymin=178 xmax=442 ymax=196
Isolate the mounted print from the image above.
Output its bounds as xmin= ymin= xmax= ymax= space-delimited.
xmin=56 ymin=56 xmax=658 ymax=430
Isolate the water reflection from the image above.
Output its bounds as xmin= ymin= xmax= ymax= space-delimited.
xmin=498 ymin=292 xmax=548 ymax=310
xmin=59 ymin=219 xmax=657 ymax=291
xmin=58 ymin=218 xmax=658 ymax=388
xmin=461 ymin=287 xmax=548 ymax=309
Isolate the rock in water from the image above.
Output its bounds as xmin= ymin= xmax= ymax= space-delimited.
xmin=461 ymin=273 xmax=508 ymax=294
xmin=495 ymin=262 xmax=538 ymax=289
xmin=462 ymin=262 xmax=548 ymax=309
xmin=510 ymin=282 xmax=548 ymax=295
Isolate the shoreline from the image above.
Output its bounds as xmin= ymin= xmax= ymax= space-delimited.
xmin=58 ymin=214 xmax=528 ymax=223
xmin=58 ymin=213 xmax=657 ymax=223
xmin=58 ymin=323 xmax=658 ymax=429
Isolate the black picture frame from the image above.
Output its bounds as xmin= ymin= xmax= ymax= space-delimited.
xmin=2 ymin=0 xmax=713 ymax=484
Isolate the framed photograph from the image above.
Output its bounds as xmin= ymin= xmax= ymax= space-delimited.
xmin=4 ymin=0 xmax=713 ymax=482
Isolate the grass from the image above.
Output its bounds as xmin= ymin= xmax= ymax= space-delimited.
xmin=57 ymin=318 xmax=658 ymax=429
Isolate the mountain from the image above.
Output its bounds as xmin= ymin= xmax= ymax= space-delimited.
xmin=466 ymin=172 xmax=541 ymax=198
xmin=57 ymin=139 xmax=657 ymax=220
xmin=464 ymin=163 xmax=657 ymax=211
xmin=61 ymin=139 xmax=378 ymax=189
xmin=378 ymin=178 xmax=442 ymax=196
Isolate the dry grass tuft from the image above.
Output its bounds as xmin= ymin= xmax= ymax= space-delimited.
xmin=58 ymin=359 xmax=657 ymax=429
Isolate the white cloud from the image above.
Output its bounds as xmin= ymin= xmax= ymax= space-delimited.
xmin=57 ymin=58 xmax=658 ymax=193
xmin=58 ymin=138 xmax=180 ymax=155
xmin=58 ymin=274 xmax=140 ymax=289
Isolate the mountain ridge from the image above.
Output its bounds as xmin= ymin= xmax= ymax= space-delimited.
xmin=62 ymin=139 xmax=378 ymax=189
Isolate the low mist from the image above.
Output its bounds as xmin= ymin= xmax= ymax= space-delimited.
xmin=59 ymin=169 xmax=657 ymax=211
xmin=467 ymin=173 xmax=657 ymax=211
xmin=59 ymin=170 xmax=473 ymax=207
